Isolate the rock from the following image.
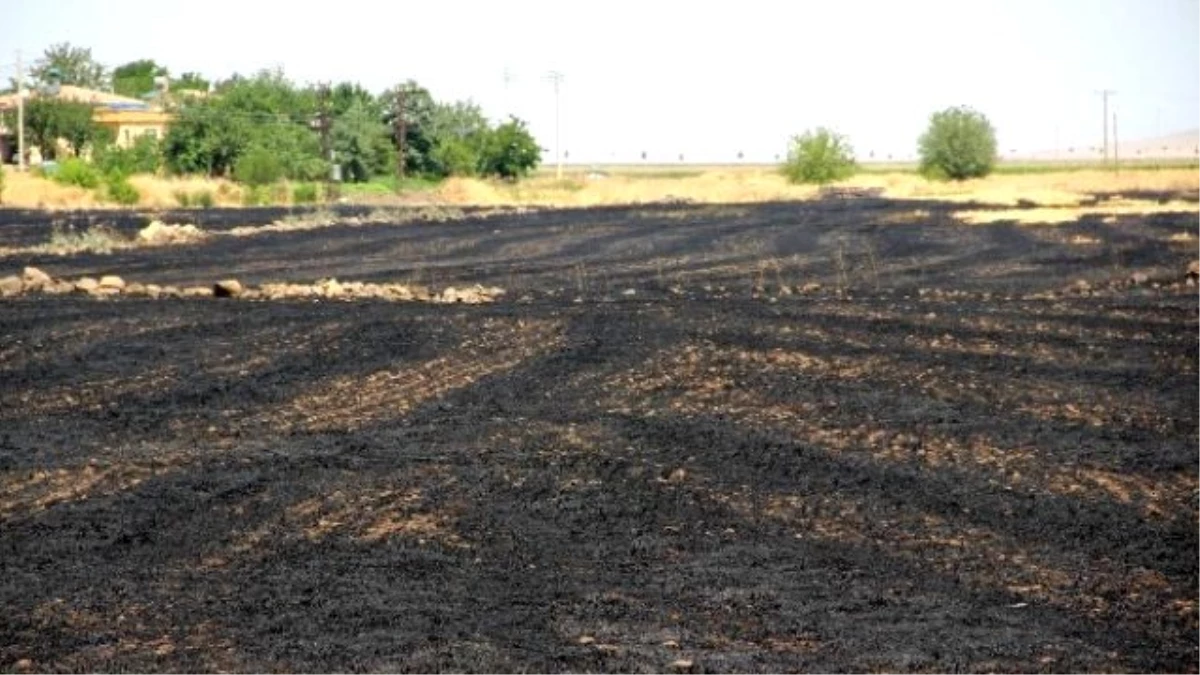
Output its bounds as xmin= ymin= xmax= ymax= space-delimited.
xmin=778 ymin=284 xmax=793 ymax=296
xmin=124 ymin=282 xmax=147 ymax=296
xmin=665 ymin=468 xmax=687 ymax=484
xmin=99 ymin=275 xmax=126 ymax=290
xmin=0 ymin=275 xmax=22 ymax=296
xmin=1130 ymin=271 xmax=1149 ymax=285
xmin=577 ymin=636 xmax=596 ymax=646
xmin=74 ymin=277 xmax=100 ymax=293
xmin=800 ymin=282 xmax=822 ymax=293
xmin=669 ymin=659 xmax=695 ymax=672
xmin=319 ymin=278 xmax=343 ymax=298
xmin=662 ymin=640 xmax=680 ymax=649
xmin=43 ymin=279 xmax=74 ymax=295
xmin=1188 ymin=260 xmax=1199 ymax=278
xmin=622 ymin=288 xmax=637 ymax=297
xmin=213 ymin=279 xmax=244 ymax=298
xmin=14 ymin=659 xmax=34 ymax=671
xmin=1073 ymin=279 xmax=1091 ymax=291
xmin=22 ymin=266 xmax=51 ymax=290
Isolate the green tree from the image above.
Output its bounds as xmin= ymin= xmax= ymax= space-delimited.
xmin=173 ymin=72 xmax=210 ymax=92
xmin=478 ymin=117 xmax=541 ymax=179
xmin=234 ymin=145 xmax=283 ymax=186
xmin=917 ymin=106 xmax=998 ymax=180
xmin=330 ymin=82 xmax=380 ymax=119
xmin=29 ymin=42 xmax=107 ymax=89
xmin=163 ymin=68 xmax=323 ymax=179
xmin=22 ymin=98 xmax=99 ymax=160
xmin=782 ymin=127 xmax=857 ymax=184
xmin=332 ymin=99 xmax=393 ymax=182
xmin=112 ymin=59 xmax=165 ymax=98
xmin=426 ymin=100 xmax=488 ymax=177
xmin=380 ymin=81 xmax=438 ymax=176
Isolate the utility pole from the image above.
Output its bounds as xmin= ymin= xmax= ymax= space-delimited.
xmin=316 ymin=82 xmax=337 ymax=202
xmin=1096 ymin=89 xmax=1116 ymax=162
xmin=1112 ymin=111 xmax=1119 ymax=175
xmin=393 ymin=88 xmax=406 ymax=190
xmin=544 ymin=70 xmax=564 ymax=180
xmin=16 ymin=50 xmax=25 ymax=171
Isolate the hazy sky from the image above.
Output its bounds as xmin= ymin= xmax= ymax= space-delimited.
xmin=7 ymin=0 xmax=1199 ymax=163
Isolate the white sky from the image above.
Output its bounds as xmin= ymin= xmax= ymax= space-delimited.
xmin=7 ymin=0 xmax=1199 ymax=163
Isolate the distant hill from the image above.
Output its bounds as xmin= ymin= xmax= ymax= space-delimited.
xmin=1022 ymin=129 xmax=1199 ymax=161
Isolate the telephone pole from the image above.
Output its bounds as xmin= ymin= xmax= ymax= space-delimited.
xmin=393 ymin=88 xmax=407 ymax=190
xmin=316 ymin=83 xmax=337 ymax=202
xmin=1096 ymin=89 xmax=1116 ymax=162
xmin=1112 ymin=111 xmax=1119 ymax=175
xmin=547 ymin=70 xmax=564 ymax=178
xmin=16 ymin=50 xmax=25 ymax=171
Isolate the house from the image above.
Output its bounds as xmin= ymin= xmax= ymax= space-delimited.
xmin=0 ymin=84 xmax=176 ymax=161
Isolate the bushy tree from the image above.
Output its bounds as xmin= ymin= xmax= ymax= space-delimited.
xmin=234 ymin=146 xmax=283 ymax=186
xmin=22 ymin=98 xmax=100 ymax=160
xmin=782 ymin=127 xmax=856 ymax=184
xmin=112 ymin=59 xmax=164 ymax=98
xmin=380 ymin=81 xmax=439 ymax=176
xmin=426 ymin=100 xmax=489 ymax=177
xmin=332 ymin=99 xmax=393 ymax=182
xmin=29 ymin=42 xmax=107 ymax=89
xmin=917 ymin=106 xmax=997 ymax=180
xmin=95 ymin=134 xmax=161 ymax=176
xmin=478 ymin=117 xmax=541 ymax=179
xmin=173 ymin=72 xmax=210 ymax=92
xmin=163 ymin=68 xmax=323 ymax=180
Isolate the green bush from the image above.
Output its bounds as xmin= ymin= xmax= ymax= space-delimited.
xmin=173 ymin=190 xmax=192 ymax=207
xmin=478 ymin=117 xmax=541 ymax=179
xmin=292 ymin=183 xmax=319 ymax=204
xmin=193 ymin=190 xmax=215 ymax=209
xmin=782 ymin=128 xmax=857 ymax=184
xmin=242 ymin=185 xmax=270 ymax=206
xmin=234 ymin=146 xmax=283 ymax=187
xmin=53 ymin=158 xmax=103 ymax=189
xmin=918 ymin=106 xmax=998 ymax=180
xmin=104 ymin=176 xmax=141 ymax=205
xmin=96 ymin=135 xmax=162 ymax=177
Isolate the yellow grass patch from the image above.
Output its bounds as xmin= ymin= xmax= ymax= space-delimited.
xmin=954 ymin=199 xmax=1199 ymax=225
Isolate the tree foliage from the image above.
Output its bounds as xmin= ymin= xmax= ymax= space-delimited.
xmin=782 ymin=127 xmax=857 ymax=184
xmin=30 ymin=42 xmax=107 ymax=89
xmin=22 ymin=98 xmax=101 ymax=160
xmin=163 ymin=69 xmax=323 ymax=179
xmin=332 ymin=99 xmax=393 ymax=183
xmin=173 ymin=72 xmax=210 ymax=92
xmin=112 ymin=59 xmax=164 ymax=98
xmin=917 ymin=106 xmax=998 ymax=180
xmin=478 ymin=117 xmax=541 ymax=179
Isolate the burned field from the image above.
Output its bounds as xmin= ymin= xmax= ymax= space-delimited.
xmin=1 ymin=196 xmax=1197 ymax=672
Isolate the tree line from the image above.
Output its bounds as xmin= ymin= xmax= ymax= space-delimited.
xmin=2 ymin=43 xmax=542 ymax=185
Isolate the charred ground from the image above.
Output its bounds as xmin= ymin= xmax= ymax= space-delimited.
xmin=1 ymin=196 xmax=1197 ymax=672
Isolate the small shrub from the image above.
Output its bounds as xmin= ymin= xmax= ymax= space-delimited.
xmin=918 ymin=106 xmax=998 ymax=180
xmin=45 ymin=223 xmax=127 ymax=254
xmin=782 ymin=128 xmax=857 ymax=184
xmin=53 ymin=158 xmax=102 ymax=189
xmin=105 ymin=176 xmax=141 ymax=205
xmin=95 ymin=135 xmax=162 ymax=177
xmin=234 ymin=146 xmax=283 ymax=187
xmin=193 ymin=190 xmax=215 ymax=209
xmin=173 ymin=190 xmax=192 ymax=208
xmin=270 ymin=182 xmax=290 ymax=204
xmin=292 ymin=182 xmax=319 ymax=204
xmin=242 ymin=185 xmax=269 ymax=207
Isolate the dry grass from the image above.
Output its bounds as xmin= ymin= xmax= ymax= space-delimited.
xmin=1 ymin=166 xmax=1196 ymax=217
xmin=955 ymin=198 xmax=1200 ymax=225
